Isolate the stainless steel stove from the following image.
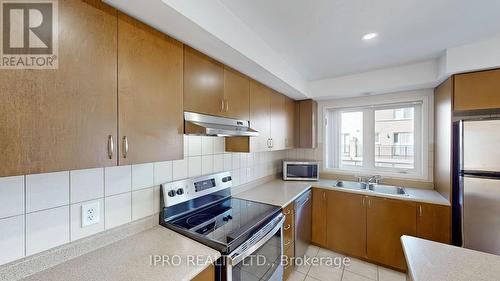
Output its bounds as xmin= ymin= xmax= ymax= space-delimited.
xmin=160 ymin=172 xmax=284 ymax=281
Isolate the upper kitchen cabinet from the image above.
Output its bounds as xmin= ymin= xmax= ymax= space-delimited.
xmin=454 ymin=68 xmax=500 ymax=112
xmin=223 ymin=66 xmax=250 ymax=120
xmin=118 ymin=13 xmax=183 ymax=165
xmin=225 ymin=81 xmax=271 ymax=152
xmin=296 ymin=99 xmax=318 ymax=149
xmin=184 ymin=46 xmax=224 ymax=116
xmin=285 ymin=97 xmax=296 ymax=149
xmin=270 ymin=90 xmax=286 ymax=150
xmin=0 ymin=1 xmax=118 ymax=177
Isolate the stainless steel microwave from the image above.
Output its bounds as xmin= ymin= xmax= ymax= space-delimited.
xmin=283 ymin=161 xmax=319 ymax=181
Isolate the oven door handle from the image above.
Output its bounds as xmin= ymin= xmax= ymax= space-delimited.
xmin=228 ymin=216 xmax=285 ymax=266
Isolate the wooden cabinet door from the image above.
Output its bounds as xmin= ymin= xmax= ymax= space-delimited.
xmin=270 ymin=90 xmax=285 ymax=150
xmin=311 ymin=188 xmax=327 ymax=247
xmin=0 ymin=1 xmax=117 ymax=176
xmin=366 ymin=197 xmax=416 ymax=270
xmin=184 ymin=46 xmax=224 ymax=116
xmin=118 ymin=13 xmax=183 ymax=165
xmin=417 ymin=203 xmax=451 ymax=244
xmin=454 ymin=69 xmax=500 ymax=111
xmin=248 ymin=81 xmax=271 ymax=152
xmin=326 ymin=191 xmax=367 ymax=257
xmin=223 ymin=67 xmax=250 ymax=120
xmin=285 ymin=98 xmax=296 ymax=149
xmin=298 ymin=100 xmax=318 ymax=149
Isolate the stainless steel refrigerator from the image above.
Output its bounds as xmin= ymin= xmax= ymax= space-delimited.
xmin=459 ymin=119 xmax=500 ymax=254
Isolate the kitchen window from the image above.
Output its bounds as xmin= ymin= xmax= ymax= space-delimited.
xmin=325 ymin=100 xmax=429 ymax=179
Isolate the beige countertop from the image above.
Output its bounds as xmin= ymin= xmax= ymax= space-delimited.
xmin=234 ymin=179 xmax=450 ymax=207
xmin=401 ymin=235 xmax=500 ymax=281
xmin=21 ymin=227 xmax=220 ymax=281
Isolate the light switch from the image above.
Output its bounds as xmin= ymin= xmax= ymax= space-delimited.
xmin=81 ymin=201 xmax=100 ymax=227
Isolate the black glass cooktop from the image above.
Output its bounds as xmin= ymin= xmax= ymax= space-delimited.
xmin=162 ymin=197 xmax=281 ymax=254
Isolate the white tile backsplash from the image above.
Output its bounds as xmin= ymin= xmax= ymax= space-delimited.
xmin=0 ymin=215 xmax=25 ymax=265
xmin=188 ymin=156 xmax=202 ymax=178
xmin=132 ymin=188 xmax=154 ymax=220
xmin=0 ymin=176 xmax=24 ymax=219
xmin=223 ymin=154 xmax=232 ymax=171
xmin=201 ymin=136 xmax=214 ymax=155
xmin=26 ymin=206 xmax=70 ymax=256
xmin=188 ymin=135 xmax=202 ymax=156
xmin=132 ymin=163 xmax=154 ymax=190
xmin=105 ymin=193 xmax=131 ymax=230
xmin=201 ymin=155 xmax=214 ymax=175
xmin=70 ymin=199 xmax=104 ymax=241
xmin=153 ymin=185 xmax=161 ymax=214
xmin=104 ymin=166 xmax=131 ymax=196
xmin=26 ymin=171 xmax=69 ymax=213
xmin=232 ymin=154 xmax=241 ymax=170
xmin=213 ymin=154 xmax=224 ymax=173
xmin=153 ymin=161 xmax=172 ymax=185
xmin=213 ymin=137 xmax=225 ymax=154
xmin=70 ymin=168 xmax=104 ymax=204
xmin=172 ymin=158 xmax=188 ymax=180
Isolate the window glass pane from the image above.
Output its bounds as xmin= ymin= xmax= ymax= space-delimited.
xmin=375 ymin=108 xmax=414 ymax=169
xmin=341 ymin=111 xmax=363 ymax=166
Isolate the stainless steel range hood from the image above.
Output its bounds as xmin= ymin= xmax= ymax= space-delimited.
xmin=184 ymin=112 xmax=259 ymax=137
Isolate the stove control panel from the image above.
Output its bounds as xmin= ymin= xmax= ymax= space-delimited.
xmin=161 ymin=172 xmax=233 ymax=207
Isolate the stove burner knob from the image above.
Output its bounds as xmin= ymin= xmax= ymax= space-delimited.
xmin=227 ymin=215 xmax=233 ymax=220
xmin=223 ymin=216 xmax=229 ymax=222
xmin=167 ymin=190 xmax=176 ymax=197
xmin=176 ymin=188 xmax=184 ymax=195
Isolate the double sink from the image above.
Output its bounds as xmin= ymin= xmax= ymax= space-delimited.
xmin=332 ymin=180 xmax=409 ymax=197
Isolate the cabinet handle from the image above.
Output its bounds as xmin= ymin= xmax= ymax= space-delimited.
xmin=107 ymin=135 xmax=114 ymax=159
xmin=419 ymin=205 xmax=423 ymax=217
xmin=362 ymin=197 xmax=365 ymax=207
xmin=368 ymin=199 xmax=371 ymax=208
xmin=284 ymin=239 xmax=292 ymax=247
xmin=221 ymin=99 xmax=225 ymax=112
xmin=270 ymin=138 xmax=274 ymax=148
xmin=323 ymin=191 xmax=326 ymax=200
xmin=122 ymin=136 xmax=129 ymax=159
xmin=225 ymin=99 xmax=229 ymax=112
xmin=284 ymin=224 xmax=291 ymax=230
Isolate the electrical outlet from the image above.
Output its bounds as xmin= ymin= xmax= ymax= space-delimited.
xmin=81 ymin=201 xmax=100 ymax=227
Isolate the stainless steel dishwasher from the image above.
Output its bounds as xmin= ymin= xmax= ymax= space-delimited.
xmin=295 ymin=190 xmax=312 ymax=257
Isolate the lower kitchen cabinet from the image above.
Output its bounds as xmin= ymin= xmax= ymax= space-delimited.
xmin=311 ymin=188 xmax=327 ymax=247
xmin=417 ymin=203 xmax=451 ymax=244
xmin=191 ymin=264 xmax=214 ymax=281
xmin=366 ymin=197 xmax=417 ymax=271
xmin=326 ymin=191 xmax=366 ymax=258
xmin=311 ymin=188 xmax=449 ymax=272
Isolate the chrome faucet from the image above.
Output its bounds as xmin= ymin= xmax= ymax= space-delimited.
xmin=366 ymin=175 xmax=382 ymax=184
xmin=357 ymin=175 xmax=382 ymax=184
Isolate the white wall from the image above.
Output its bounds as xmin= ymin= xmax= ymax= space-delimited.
xmin=0 ymin=136 xmax=287 ymax=266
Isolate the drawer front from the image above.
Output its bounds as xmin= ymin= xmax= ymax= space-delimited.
xmin=283 ymin=224 xmax=294 ymax=250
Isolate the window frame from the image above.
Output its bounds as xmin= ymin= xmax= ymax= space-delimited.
xmin=324 ymin=95 xmax=431 ymax=181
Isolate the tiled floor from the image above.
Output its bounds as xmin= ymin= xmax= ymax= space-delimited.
xmin=289 ymin=245 xmax=407 ymax=281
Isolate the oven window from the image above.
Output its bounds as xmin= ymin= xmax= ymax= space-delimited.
xmin=231 ymin=230 xmax=282 ymax=281
xmin=287 ymin=164 xmax=318 ymax=179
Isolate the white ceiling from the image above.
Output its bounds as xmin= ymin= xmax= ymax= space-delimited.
xmin=219 ymin=0 xmax=500 ymax=81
